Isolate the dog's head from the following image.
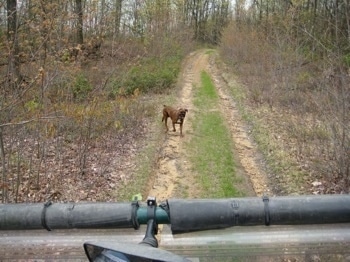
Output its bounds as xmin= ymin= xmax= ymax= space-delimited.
xmin=177 ymin=108 xmax=188 ymax=123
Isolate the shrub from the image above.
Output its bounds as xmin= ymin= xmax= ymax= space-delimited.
xmin=72 ymin=73 xmax=93 ymax=102
xmin=343 ymin=53 xmax=350 ymax=67
xmin=108 ymin=55 xmax=181 ymax=97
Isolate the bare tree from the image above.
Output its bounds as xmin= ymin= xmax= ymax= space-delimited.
xmin=7 ymin=0 xmax=21 ymax=84
xmin=75 ymin=0 xmax=84 ymax=44
xmin=0 ymin=127 xmax=7 ymax=203
xmin=115 ymin=0 xmax=123 ymax=36
xmin=183 ymin=0 xmax=230 ymax=43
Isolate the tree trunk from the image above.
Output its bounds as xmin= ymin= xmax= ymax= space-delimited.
xmin=7 ymin=0 xmax=21 ymax=84
xmin=75 ymin=0 xmax=84 ymax=44
xmin=0 ymin=128 xmax=7 ymax=203
xmin=115 ymin=0 xmax=123 ymax=36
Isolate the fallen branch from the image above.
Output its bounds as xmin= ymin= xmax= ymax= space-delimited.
xmin=0 ymin=116 xmax=65 ymax=128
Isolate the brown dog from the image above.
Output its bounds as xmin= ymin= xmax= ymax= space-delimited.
xmin=162 ymin=105 xmax=188 ymax=137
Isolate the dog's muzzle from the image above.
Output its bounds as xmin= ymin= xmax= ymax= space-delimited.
xmin=177 ymin=112 xmax=186 ymax=123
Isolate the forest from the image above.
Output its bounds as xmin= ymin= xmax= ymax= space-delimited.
xmin=0 ymin=0 xmax=349 ymax=203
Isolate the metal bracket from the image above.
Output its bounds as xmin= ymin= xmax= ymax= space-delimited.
xmin=41 ymin=200 xmax=52 ymax=231
xmin=140 ymin=196 xmax=158 ymax=247
xmin=263 ymin=195 xmax=270 ymax=226
xmin=131 ymin=201 xmax=140 ymax=230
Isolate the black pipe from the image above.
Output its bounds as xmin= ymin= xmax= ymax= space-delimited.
xmin=1 ymin=195 xmax=350 ymax=232
xmin=167 ymin=195 xmax=350 ymax=233
xmin=0 ymin=202 xmax=138 ymax=230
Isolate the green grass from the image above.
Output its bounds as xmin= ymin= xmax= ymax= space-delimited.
xmin=205 ymin=49 xmax=216 ymax=55
xmin=187 ymin=71 xmax=243 ymax=198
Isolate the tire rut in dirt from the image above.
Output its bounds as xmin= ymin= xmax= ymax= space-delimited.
xmin=208 ymin=55 xmax=273 ymax=196
xmin=147 ymin=51 xmax=203 ymax=202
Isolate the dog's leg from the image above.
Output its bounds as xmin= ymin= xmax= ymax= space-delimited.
xmin=172 ymin=120 xmax=176 ymax=132
xmin=164 ymin=116 xmax=169 ymax=132
xmin=180 ymin=123 xmax=183 ymax=137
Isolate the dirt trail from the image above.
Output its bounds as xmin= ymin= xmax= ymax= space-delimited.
xmin=148 ymin=50 xmax=272 ymax=203
xmin=147 ymin=51 xmax=205 ymax=201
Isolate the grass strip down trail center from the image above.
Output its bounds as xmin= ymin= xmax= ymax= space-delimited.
xmin=186 ymin=71 xmax=245 ymax=198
